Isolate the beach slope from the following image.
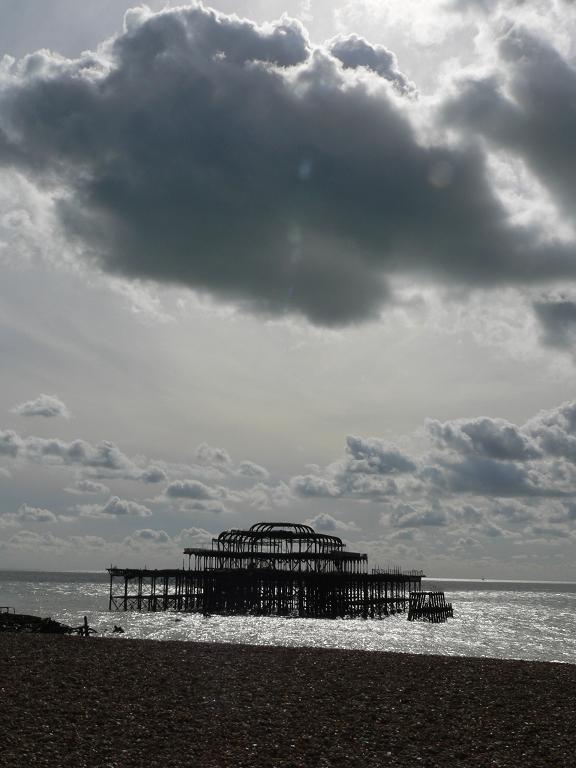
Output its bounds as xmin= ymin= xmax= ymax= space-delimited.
xmin=1 ymin=634 xmax=575 ymax=767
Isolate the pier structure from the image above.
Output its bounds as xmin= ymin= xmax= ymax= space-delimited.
xmin=408 ymin=591 xmax=454 ymax=623
xmin=108 ymin=522 xmax=425 ymax=619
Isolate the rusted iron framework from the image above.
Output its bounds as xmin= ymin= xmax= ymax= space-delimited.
xmin=108 ymin=522 xmax=424 ymax=619
xmin=407 ymin=591 xmax=453 ymax=622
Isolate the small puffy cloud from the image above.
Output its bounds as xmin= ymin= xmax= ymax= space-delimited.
xmin=0 ymin=429 xmax=23 ymax=457
xmin=236 ymin=460 xmax=269 ymax=480
xmin=11 ymin=394 xmax=70 ymax=419
xmin=177 ymin=526 xmax=214 ymax=548
xmin=345 ymin=436 xmax=417 ymax=475
xmin=290 ymin=474 xmax=341 ymax=498
xmin=122 ymin=528 xmax=174 ymax=552
xmin=25 ymin=436 xmax=135 ymax=474
xmin=138 ymin=465 xmax=168 ymax=484
xmin=15 ymin=503 xmax=58 ymax=524
xmin=64 ymin=479 xmax=110 ymax=496
xmin=239 ymin=481 xmax=292 ymax=510
xmin=165 ymin=479 xmax=219 ymax=500
xmin=196 ymin=443 xmax=232 ymax=468
xmin=79 ymin=496 xmax=152 ymax=518
xmin=305 ymin=512 xmax=359 ymax=532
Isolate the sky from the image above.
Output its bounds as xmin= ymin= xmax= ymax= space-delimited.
xmin=1 ymin=0 xmax=576 ymax=579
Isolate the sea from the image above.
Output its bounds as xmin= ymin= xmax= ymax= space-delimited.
xmin=1 ymin=571 xmax=575 ymax=664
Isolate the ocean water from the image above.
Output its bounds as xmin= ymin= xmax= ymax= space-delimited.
xmin=1 ymin=571 xmax=575 ymax=664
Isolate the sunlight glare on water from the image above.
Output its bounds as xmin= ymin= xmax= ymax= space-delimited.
xmin=2 ymin=572 xmax=575 ymax=664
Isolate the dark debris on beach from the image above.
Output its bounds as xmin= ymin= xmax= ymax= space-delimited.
xmin=0 ymin=613 xmax=73 ymax=634
xmin=1 ymin=634 xmax=575 ymax=768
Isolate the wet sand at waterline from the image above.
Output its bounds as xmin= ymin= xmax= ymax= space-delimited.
xmin=1 ymin=634 xmax=575 ymax=767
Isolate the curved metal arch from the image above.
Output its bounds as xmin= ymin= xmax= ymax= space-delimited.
xmin=214 ymin=523 xmax=345 ymax=557
xmin=249 ymin=522 xmax=315 ymax=534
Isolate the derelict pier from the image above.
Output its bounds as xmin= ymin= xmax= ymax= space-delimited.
xmin=108 ymin=522 xmax=426 ymax=619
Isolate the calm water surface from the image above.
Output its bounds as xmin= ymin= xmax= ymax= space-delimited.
xmin=1 ymin=571 xmax=575 ymax=664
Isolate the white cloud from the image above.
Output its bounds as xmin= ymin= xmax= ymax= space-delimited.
xmin=64 ymin=479 xmax=110 ymax=496
xmin=11 ymin=393 xmax=70 ymax=419
xmin=78 ymin=496 xmax=152 ymax=518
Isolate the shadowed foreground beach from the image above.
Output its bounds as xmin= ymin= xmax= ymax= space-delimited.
xmin=1 ymin=634 xmax=575 ymax=767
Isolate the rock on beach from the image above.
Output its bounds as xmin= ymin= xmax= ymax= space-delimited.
xmin=1 ymin=633 xmax=575 ymax=768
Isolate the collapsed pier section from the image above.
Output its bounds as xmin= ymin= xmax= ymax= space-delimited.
xmin=108 ymin=522 xmax=424 ymax=619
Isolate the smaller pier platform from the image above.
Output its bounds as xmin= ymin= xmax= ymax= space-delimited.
xmin=408 ymin=591 xmax=453 ymax=622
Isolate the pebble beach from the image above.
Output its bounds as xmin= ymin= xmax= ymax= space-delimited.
xmin=2 ymin=633 xmax=575 ymax=768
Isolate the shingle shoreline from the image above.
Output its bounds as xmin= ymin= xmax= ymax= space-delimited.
xmin=1 ymin=633 xmax=575 ymax=767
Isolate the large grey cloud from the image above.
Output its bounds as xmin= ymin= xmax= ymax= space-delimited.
xmin=0 ymin=6 xmax=574 ymax=326
xmin=443 ymin=25 xmax=576 ymax=219
xmin=288 ymin=400 xmax=576 ymax=544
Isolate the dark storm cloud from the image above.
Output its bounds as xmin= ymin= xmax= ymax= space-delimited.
xmin=0 ymin=6 xmax=574 ymax=326
xmin=328 ymin=35 xmax=415 ymax=94
xmin=443 ymin=26 xmax=576 ymax=219
xmin=533 ymin=299 xmax=576 ymax=351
